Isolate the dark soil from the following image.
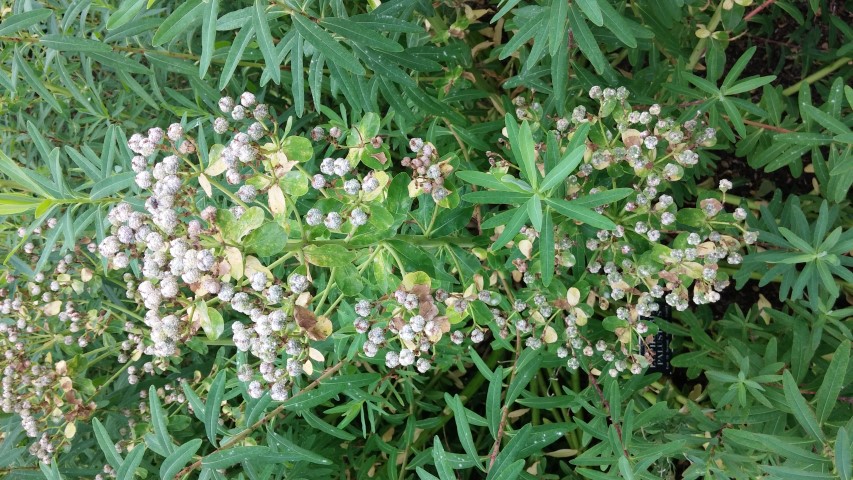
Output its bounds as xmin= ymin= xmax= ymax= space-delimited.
xmin=714 ymin=154 xmax=815 ymax=200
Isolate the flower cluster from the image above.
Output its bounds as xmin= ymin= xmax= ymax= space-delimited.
xmin=482 ymin=87 xmax=757 ymax=375
xmin=0 ymin=225 xmax=107 ymax=462
xmin=402 ymin=138 xmax=454 ymax=203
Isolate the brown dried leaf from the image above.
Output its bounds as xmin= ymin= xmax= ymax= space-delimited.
xmin=294 ymin=305 xmax=317 ymax=331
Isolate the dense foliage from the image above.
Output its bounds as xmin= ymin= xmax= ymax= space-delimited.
xmin=0 ymin=0 xmax=851 ymax=479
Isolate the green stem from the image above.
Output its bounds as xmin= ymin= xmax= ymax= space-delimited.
xmin=686 ymin=3 xmax=724 ymax=70
xmin=782 ymin=57 xmax=851 ymax=96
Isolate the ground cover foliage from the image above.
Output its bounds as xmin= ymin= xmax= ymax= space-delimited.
xmin=0 ymin=0 xmax=851 ymax=478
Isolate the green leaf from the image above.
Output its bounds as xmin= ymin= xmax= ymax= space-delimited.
xmin=487 ymin=423 xmax=531 ymax=479
xmin=107 ymin=0 xmax=146 ymax=30
xmin=778 ymin=227 xmax=814 ymax=253
xmin=89 ymin=172 xmax=136 ymax=200
xmin=292 ymin=14 xmax=364 ymax=75
xmin=217 ymin=206 xmax=264 ymax=243
xmin=489 ymin=459 xmax=524 ymax=480
xmin=432 ymin=437 xmax=456 ymax=480
xmin=576 ymin=0 xmax=603 ymax=26
xmin=837 ymin=427 xmax=851 ymax=480
xmin=39 ymin=462 xmax=62 ymax=480
xmin=304 ymin=244 xmax=355 ymax=267
xmin=814 ymin=339 xmax=850 ymax=424
xmin=463 ymin=191 xmax=530 ymax=205
xmin=802 ymin=104 xmax=852 ymax=136
xmin=90 ymin=50 xmax=151 ymax=75
xmin=219 ymin=22 xmax=255 ymax=90
xmin=320 ymin=17 xmax=403 ymax=53
xmin=493 ymin=0 xmax=525 ymax=23
xmin=93 ymin=418 xmax=123 ymax=469
xmin=348 ymin=14 xmax=423 ymax=33
xmin=760 ymin=466 xmax=834 ymax=479
xmin=205 ymin=370 xmax=226 ymax=446
xmin=280 ymin=136 xmax=314 ymax=162
xmin=541 ymin=145 xmax=585 ymax=192
xmin=724 ymin=75 xmax=777 ymax=96
xmin=618 ymin=456 xmax=636 ymax=480
xmin=182 ymin=382 xmax=206 ymax=421
xmin=527 ymin=196 xmax=543 ymax=231
xmin=506 ymin=349 xmax=543 ymax=406
xmin=195 ymin=300 xmax=224 ymax=341
xmin=39 ymin=35 xmax=112 ymax=53
xmin=201 ymin=446 xmax=294 ymax=469
xmin=160 ymin=439 xmax=202 ymax=480
xmin=567 ymin=5 xmax=607 ymax=74
xmin=149 ymin=386 xmax=175 ymax=456
xmin=549 ymin=0 xmax=569 ymax=56
xmin=253 ymin=0 xmax=280 ymax=84
xmin=569 ymin=188 xmax=633 ymax=208
xmin=721 ymin=99 xmax=747 ymax=136
xmin=199 ymin=0 xmax=218 ymax=78
xmin=492 ymin=206 xmax=529 ymax=250
xmin=244 ymin=222 xmax=288 ymax=257
xmin=723 ymin=429 xmax=829 ymax=464
xmin=722 ymin=46 xmax=756 ymax=89
xmin=14 ymin=50 xmax=63 ymax=114
xmin=456 ymin=171 xmax=513 ymax=191
xmin=153 ymin=0 xmax=205 ymax=46
xmin=0 ymin=194 xmax=42 ymax=215
xmin=293 ymin=35 xmax=305 ymax=116
xmin=266 ymin=432 xmax=333 ymax=465
xmin=116 ymin=444 xmax=146 ymax=480
xmin=544 ymin=198 xmax=616 ymax=230
xmin=487 ymin=366 xmax=504 ymax=438
xmin=595 ymin=0 xmax=636 ymax=47
xmin=541 ymin=209 xmax=555 ymax=286
xmin=445 ymin=394 xmax=484 ymax=471
xmin=0 ymin=9 xmax=52 ymax=36
xmin=0 ymin=151 xmax=50 ymax=198
xmin=684 ymin=72 xmax=720 ymax=95
xmin=514 ymin=120 xmax=538 ymax=188
xmin=782 ymin=370 xmax=826 ymax=444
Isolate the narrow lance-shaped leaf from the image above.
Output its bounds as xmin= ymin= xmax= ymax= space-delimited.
xmin=545 ymin=198 xmax=617 ymax=230
xmin=152 ymin=0 xmax=204 ymax=46
xmin=527 ymin=196 xmax=543 ymax=231
xmin=515 ymin=120 xmax=538 ymax=188
xmin=541 ymin=208 xmax=555 ymax=286
xmin=160 ymin=439 xmax=202 ymax=480
xmin=0 ymin=9 xmax=53 ymax=36
xmin=320 ymin=17 xmax=404 ymax=53
xmin=219 ymin=22 xmax=255 ymax=90
xmin=782 ymin=370 xmax=826 ymax=444
xmin=814 ymin=339 xmax=850 ymax=424
xmin=205 ymin=370 xmax=227 ymax=445
xmin=455 ymin=171 xmax=514 ymax=191
xmin=253 ymin=0 xmax=280 ymax=84
xmin=107 ymin=0 xmax=146 ymax=30
xmin=199 ymin=0 xmax=218 ymax=78
xmin=491 ymin=207 xmax=529 ymax=251
xmin=291 ymin=14 xmax=365 ymax=75
xmin=541 ymin=145 xmax=585 ymax=192
xmin=567 ymin=5 xmax=607 ymax=74
xmin=148 ymin=385 xmax=175 ymax=455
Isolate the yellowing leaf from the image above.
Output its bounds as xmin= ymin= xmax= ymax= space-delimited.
xmin=543 ymin=325 xmax=558 ymax=344
xmin=198 ymin=173 xmax=213 ymax=197
xmin=64 ymin=422 xmax=76 ymax=439
xmin=224 ymin=246 xmax=244 ymax=280
xmin=43 ymin=300 xmax=62 ymax=316
xmin=268 ymin=184 xmax=286 ymax=214
xmin=566 ymin=287 xmax=580 ymax=306
xmin=245 ymin=256 xmax=272 ymax=280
